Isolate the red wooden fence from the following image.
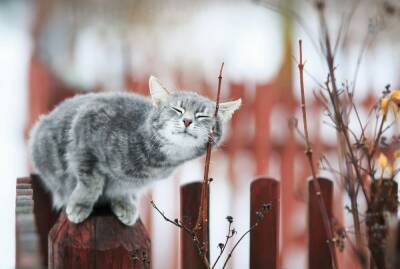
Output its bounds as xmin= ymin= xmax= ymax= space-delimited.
xmin=48 ymin=211 xmax=150 ymax=269
xmin=308 ymin=178 xmax=334 ymax=269
xmin=16 ymin=175 xmax=337 ymax=268
xmin=250 ymin=178 xmax=280 ymax=269
xmin=180 ymin=182 xmax=209 ymax=269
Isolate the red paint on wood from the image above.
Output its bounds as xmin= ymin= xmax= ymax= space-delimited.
xmin=48 ymin=209 xmax=150 ymax=269
xmin=31 ymin=174 xmax=59 ymax=267
xmin=250 ymin=177 xmax=280 ymax=269
xmin=308 ymin=178 xmax=334 ymax=269
xmin=17 ymin=177 xmax=32 ymax=184
xmin=180 ymin=182 xmax=208 ymax=269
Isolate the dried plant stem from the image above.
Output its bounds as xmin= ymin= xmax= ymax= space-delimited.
xmin=211 ymin=222 xmax=232 ymax=269
xmin=221 ymin=223 xmax=259 ymax=269
xmin=151 ymin=201 xmax=211 ymax=268
xmin=298 ymin=39 xmax=338 ymax=269
xmin=370 ymin=114 xmax=386 ymax=159
xmin=194 ymin=62 xmax=225 ymax=255
xmin=316 ymin=2 xmax=367 ymax=260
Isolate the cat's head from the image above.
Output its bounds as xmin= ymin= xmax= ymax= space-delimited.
xmin=148 ymin=76 xmax=241 ymax=149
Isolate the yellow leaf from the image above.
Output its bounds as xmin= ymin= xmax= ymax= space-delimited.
xmin=380 ymin=98 xmax=389 ymax=116
xmin=377 ymin=153 xmax=388 ymax=170
xmin=391 ymin=90 xmax=400 ymax=101
xmin=391 ymin=101 xmax=398 ymax=119
xmin=394 ymin=150 xmax=400 ymax=159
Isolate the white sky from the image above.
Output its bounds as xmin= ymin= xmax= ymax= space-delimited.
xmin=0 ymin=2 xmax=31 ymax=268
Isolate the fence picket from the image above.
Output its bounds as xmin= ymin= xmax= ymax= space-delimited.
xmin=30 ymin=174 xmax=59 ymax=266
xmin=308 ymin=177 xmax=334 ymax=269
xmin=14 ymin=175 xmax=343 ymax=268
xmin=250 ymin=177 xmax=280 ymax=269
xmin=180 ymin=182 xmax=208 ymax=269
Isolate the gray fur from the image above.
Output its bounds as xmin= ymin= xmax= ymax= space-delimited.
xmin=29 ymin=80 xmax=240 ymax=226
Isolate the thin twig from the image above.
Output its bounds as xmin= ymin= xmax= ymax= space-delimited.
xmin=316 ymin=1 xmax=368 ymax=263
xmin=298 ymin=39 xmax=339 ymax=269
xmin=194 ymin=62 xmax=225 ymax=255
xmin=151 ymin=200 xmax=211 ymax=268
xmin=211 ymin=221 xmax=233 ymax=269
xmin=222 ymin=223 xmax=258 ymax=269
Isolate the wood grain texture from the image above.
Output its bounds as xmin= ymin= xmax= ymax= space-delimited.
xmin=250 ymin=177 xmax=280 ymax=269
xmin=180 ymin=182 xmax=208 ymax=269
xmin=308 ymin=177 xmax=333 ymax=269
xmin=31 ymin=174 xmax=59 ymax=268
xmin=48 ymin=209 xmax=150 ymax=269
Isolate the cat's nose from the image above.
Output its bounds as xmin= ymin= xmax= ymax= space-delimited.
xmin=183 ymin=118 xmax=193 ymax=127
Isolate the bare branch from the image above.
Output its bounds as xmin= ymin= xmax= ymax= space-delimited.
xmin=298 ymin=39 xmax=339 ymax=269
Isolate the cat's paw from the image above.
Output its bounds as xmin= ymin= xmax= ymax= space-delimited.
xmin=66 ymin=203 xmax=92 ymax=223
xmin=111 ymin=199 xmax=138 ymax=226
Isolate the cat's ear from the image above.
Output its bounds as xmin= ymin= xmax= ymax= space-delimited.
xmin=218 ymin=99 xmax=242 ymax=122
xmin=149 ymin=76 xmax=171 ymax=107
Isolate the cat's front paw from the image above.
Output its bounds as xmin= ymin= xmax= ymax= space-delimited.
xmin=111 ymin=199 xmax=138 ymax=226
xmin=66 ymin=203 xmax=92 ymax=224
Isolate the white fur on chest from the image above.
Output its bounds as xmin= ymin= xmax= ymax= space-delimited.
xmin=158 ymin=123 xmax=200 ymax=162
xmin=161 ymin=143 xmax=197 ymax=162
xmin=104 ymin=166 xmax=175 ymax=198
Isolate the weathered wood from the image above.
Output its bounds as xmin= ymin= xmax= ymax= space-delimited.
xmin=180 ymin=182 xmax=208 ymax=269
xmin=48 ymin=208 xmax=151 ymax=269
xmin=308 ymin=177 xmax=334 ymax=269
xmin=250 ymin=177 xmax=280 ymax=269
xmin=31 ymin=174 xmax=59 ymax=267
xmin=15 ymin=177 xmax=41 ymax=269
xmin=17 ymin=177 xmax=33 ymax=184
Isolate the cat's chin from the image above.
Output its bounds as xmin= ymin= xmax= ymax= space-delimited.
xmin=158 ymin=127 xmax=203 ymax=148
xmin=172 ymin=133 xmax=199 ymax=145
xmin=162 ymin=132 xmax=202 ymax=148
xmin=176 ymin=131 xmax=198 ymax=139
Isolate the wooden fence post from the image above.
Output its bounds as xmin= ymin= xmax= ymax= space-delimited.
xmin=180 ymin=182 xmax=208 ymax=269
xmin=30 ymin=174 xmax=59 ymax=267
xmin=250 ymin=177 xmax=280 ymax=269
xmin=48 ymin=209 xmax=151 ymax=269
xmin=308 ymin=177 xmax=334 ymax=269
xmin=16 ymin=175 xmax=151 ymax=268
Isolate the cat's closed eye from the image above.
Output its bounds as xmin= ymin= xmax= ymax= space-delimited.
xmin=195 ymin=113 xmax=210 ymax=119
xmin=171 ymin=106 xmax=184 ymax=114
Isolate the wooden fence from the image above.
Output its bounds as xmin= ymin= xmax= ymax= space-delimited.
xmin=16 ymin=175 xmax=336 ymax=269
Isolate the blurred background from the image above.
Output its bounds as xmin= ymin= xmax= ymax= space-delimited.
xmin=2 ymin=0 xmax=400 ymax=268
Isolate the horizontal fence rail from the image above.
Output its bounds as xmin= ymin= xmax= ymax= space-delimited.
xmin=15 ymin=177 xmax=40 ymax=269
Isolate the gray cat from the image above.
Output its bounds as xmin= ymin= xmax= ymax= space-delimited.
xmin=29 ymin=76 xmax=241 ymax=225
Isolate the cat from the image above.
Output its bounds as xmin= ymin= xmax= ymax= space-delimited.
xmin=29 ymin=76 xmax=241 ymax=226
